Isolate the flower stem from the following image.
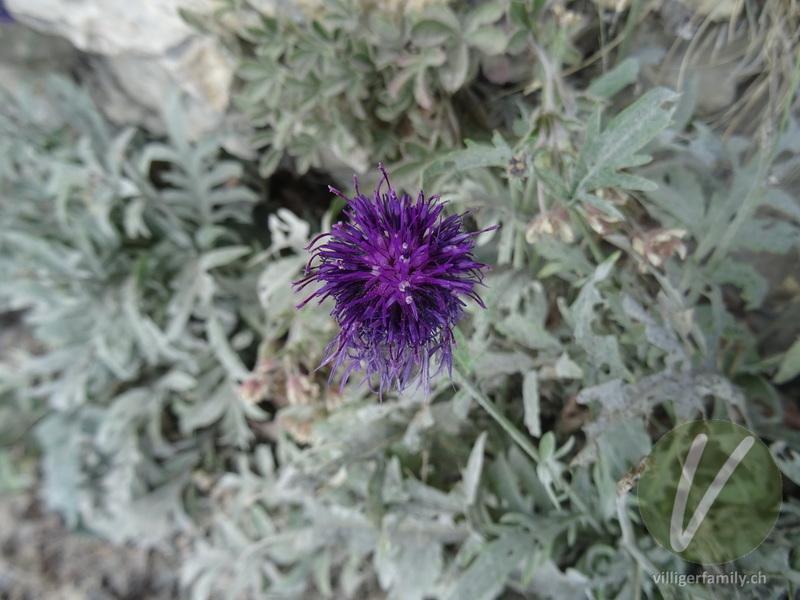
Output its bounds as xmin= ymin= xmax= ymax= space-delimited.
xmin=453 ymin=366 xmax=603 ymax=531
xmin=452 ymin=367 xmax=539 ymax=463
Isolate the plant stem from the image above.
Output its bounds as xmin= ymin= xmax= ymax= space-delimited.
xmin=452 ymin=368 xmax=540 ymax=464
xmin=452 ymin=367 xmax=603 ymax=532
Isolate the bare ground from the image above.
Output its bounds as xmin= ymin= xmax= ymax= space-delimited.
xmin=0 ymin=491 xmax=180 ymax=600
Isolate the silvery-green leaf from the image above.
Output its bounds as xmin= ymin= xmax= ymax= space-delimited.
xmin=411 ymin=19 xmax=455 ymax=46
xmin=586 ymin=58 xmax=640 ymax=100
xmin=522 ymin=370 xmax=541 ymax=438
xmin=468 ymin=28 xmax=507 ymax=56
xmin=775 ymin=338 xmax=800 ymax=385
xmin=463 ymin=431 xmax=488 ymax=506
xmin=444 ymin=533 xmax=530 ymax=600
xmin=572 ymin=88 xmax=679 ymax=196
xmin=464 ymin=2 xmax=504 ymax=33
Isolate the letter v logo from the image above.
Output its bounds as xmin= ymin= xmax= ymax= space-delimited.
xmin=669 ymin=433 xmax=755 ymax=552
xmin=638 ymin=420 xmax=781 ymax=563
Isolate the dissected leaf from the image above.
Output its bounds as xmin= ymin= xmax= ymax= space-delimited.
xmin=572 ymin=88 xmax=680 ymax=197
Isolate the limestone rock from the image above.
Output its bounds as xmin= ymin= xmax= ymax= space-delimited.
xmin=5 ymin=0 xmax=236 ymax=139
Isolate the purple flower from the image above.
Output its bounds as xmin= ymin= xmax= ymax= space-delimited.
xmin=294 ymin=164 xmax=496 ymax=399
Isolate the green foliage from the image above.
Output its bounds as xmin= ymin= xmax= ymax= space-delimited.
xmin=0 ymin=77 xmax=264 ymax=541
xmin=188 ymin=4 xmax=800 ymax=592
xmin=2 ymin=2 xmax=800 ymax=600
xmin=775 ymin=338 xmax=800 ymax=385
xmin=571 ymin=88 xmax=680 ymax=208
xmin=235 ymin=0 xmax=541 ymax=178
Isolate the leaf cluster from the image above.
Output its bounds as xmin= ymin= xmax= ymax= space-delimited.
xmin=177 ymin=3 xmax=800 ymax=599
xmin=3 ymin=2 xmax=800 ymax=599
xmin=234 ymin=0 xmax=561 ymax=178
xmin=0 ymin=77 xmax=264 ymax=541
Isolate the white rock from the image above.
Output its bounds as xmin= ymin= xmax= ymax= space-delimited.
xmin=5 ymin=0 xmax=237 ymax=139
xmin=6 ymin=0 xmax=193 ymax=55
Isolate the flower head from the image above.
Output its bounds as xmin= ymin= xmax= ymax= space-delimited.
xmin=631 ymin=227 xmax=688 ymax=271
xmin=294 ymin=164 xmax=496 ymax=399
xmin=525 ymin=207 xmax=575 ymax=244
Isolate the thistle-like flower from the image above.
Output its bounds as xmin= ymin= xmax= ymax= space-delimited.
xmin=294 ymin=164 xmax=496 ymax=399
